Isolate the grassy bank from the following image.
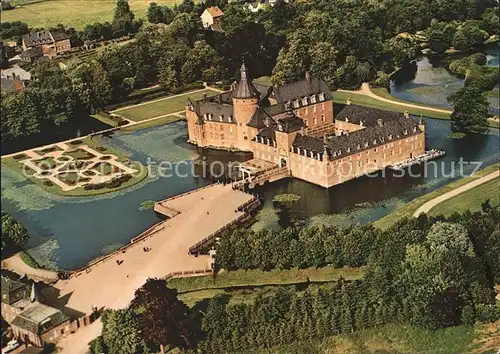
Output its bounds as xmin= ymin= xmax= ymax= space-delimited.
xmin=252 ymin=322 xmax=499 ymax=354
xmin=113 ymin=89 xmax=216 ymax=122
xmin=171 ymin=267 xmax=364 ymax=307
xmin=120 ymin=115 xmax=182 ymax=132
xmin=91 ymin=113 xmax=125 ymax=128
xmin=373 ymin=163 xmax=500 ymax=230
xmin=333 ymin=89 xmax=453 ymax=120
xmin=19 ymin=251 xmax=40 ymax=269
xmin=1 ymin=0 xmax=181 ymax=29
xmin=428 ymin=177 xmax=499 ymax=217
xmin=1 ymin=137 xmax=148 ymax=197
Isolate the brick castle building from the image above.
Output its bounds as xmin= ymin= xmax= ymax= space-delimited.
xmin=186 ymin=63 xmax=426 ymax=188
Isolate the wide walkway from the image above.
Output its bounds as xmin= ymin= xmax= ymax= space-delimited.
xmin=413 ymin=170 xmax=500 ymax=216
xmin=51 ymin=183 xmax=253 ymax=353
xmin=338 ymin=83 xmax=453 ymax=115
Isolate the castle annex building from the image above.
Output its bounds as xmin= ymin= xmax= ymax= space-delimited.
xmin=186 ymin=64 xmax=426 ymax=188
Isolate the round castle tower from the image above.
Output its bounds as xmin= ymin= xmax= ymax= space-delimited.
xmin=232 ymin=63 xmax=259 ymax=125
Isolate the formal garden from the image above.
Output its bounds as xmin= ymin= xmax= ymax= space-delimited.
xmin=2 ymin=138 xmax=147 ymax=196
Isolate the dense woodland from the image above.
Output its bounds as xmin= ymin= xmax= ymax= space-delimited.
xmin=1 ymin=0 xmax=499 ymax=150
xmin=1 ymin=212 xmax=29 ymax=257
xmin=89 ymin=207 xmax=500 ymax=353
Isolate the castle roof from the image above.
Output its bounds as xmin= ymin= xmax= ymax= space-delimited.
xmin=1 ymin=275 xmax=30 ymax=306
xmin=206 ymin=6 xmax=224 ymax=17
xmin=232 ymin=63 xmax=260 ymax=99
xmin=190 ymin=96 xmax=235 ymax=124
xmin=254 ymin=111 xmax=304 ymax=140
xmin=335 ymin=105 xmax=405 ymax=126
xmin=292 ymin=105 xmax=422 ymax=159
xmin=274 ymin=76 xmax=332 ymax=103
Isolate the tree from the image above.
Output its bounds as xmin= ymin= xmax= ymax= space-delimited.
xmin=131 ymin=279 xmax=193 ymax=350
xmin=447 ymin=86 xmax=489 ymax=134
xmin=1 ymin=213 xmax=29 ymax=254
xmin=112 ymin=0 xmax=136 ymax=37
xmin=452 ymin=22 xmax=488 ymax=51
xmin=389 ymin=34 xmax=422 ymax=67
xmin=147 ymin=2 xmax=164 ymax=24
xmin=100 ymin=309 xmax=149 ymax=354
xmin=426 ymin=222 xmax=473 ymax=255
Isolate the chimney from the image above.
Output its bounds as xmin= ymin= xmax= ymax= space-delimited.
xmin=305 ymin=71 xmax=311 ymax=83
xmin=377 ymin=119 xmax=383 ymax=127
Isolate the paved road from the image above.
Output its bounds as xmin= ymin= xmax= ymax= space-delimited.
xmin=338 ymin=83 xmax=453 ymax=114
xmin=413 ymin=170 xmax=500 ymax=217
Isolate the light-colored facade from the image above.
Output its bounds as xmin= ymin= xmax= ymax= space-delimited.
xmin=200 ymin=6 xmax=224 ymax=31
xmin=186 ymin=64 xmax=426 ymax=188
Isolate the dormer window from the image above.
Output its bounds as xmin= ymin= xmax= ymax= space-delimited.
xmin=338 ymin=150 xmax=342 ymax=155
xmin=302 ymin=97 xmax=308 ymax=106
xmin=357 ymin=144 xmax=361 ymax=150
xmin=373 ymin=139 xmax=377 ymax=145
xmin=293 ymin=100 xmax=300 ymax=108
xmin=347 ymin=147 xmax=351 ymax=153
xmin=285 ymin=101 xmax=291 ymax=110
xmin=345 ymin=117 xmax=349 ymax=123
xmin=388 ymin=134 xmax=393 ymax=140
xmin=208 ymin=114 xmax=212 ymax=121
xmin=404 ymin=129 xmax=408 ymax=135
xmin=203 ymin=113 xmax=208 ymax=120
xmin=380 ymin=137 xmax=385 ymax=142
xmin=219 ymin=115 xmax=223 ymax=122
xmin=310 ymin=94 xmax=317 ymax=104
xmin=228 ymin=116 xmax=232 ymax=123
xmin=319 ymin=92 xmax=325 ymax=101
xmin=364 ymin=142 xmax=369 ymax=148
xmin=413 ymin=126 xmax=417 ymax=132
xmin=278 ymin=124 xmax=283 ymax=132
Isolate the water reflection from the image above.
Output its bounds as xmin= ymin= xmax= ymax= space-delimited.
xmin=389 ymin=44 xmax=499 ymax=114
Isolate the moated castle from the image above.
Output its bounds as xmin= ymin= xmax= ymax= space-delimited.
xmin=186 ymin=63 xmax=426 ymax=188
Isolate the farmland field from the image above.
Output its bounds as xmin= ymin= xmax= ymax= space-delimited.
xmin=2 ymin=0 xmax=181 ymax=30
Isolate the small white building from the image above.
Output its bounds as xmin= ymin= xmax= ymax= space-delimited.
xmin=200 ymin=6 xmax=224 ymax=31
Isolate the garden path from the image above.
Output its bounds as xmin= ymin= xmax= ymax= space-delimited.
xmin=413 ymin=170 xmax=500 ymax=216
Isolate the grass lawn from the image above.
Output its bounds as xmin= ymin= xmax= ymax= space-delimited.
xmin=428 ymin=177 xmax=499 ymax=217
xmin=2 ymin=0 xmax=181 ymax=30
xmin=63 ymin=148 xmax=96 ymax=160
xmin=373 ymin=163 xmax=500 ymax=230
xmin=113 ymin=89 xmax=217 ymax=122
xmin=171 ymin=267 xmax=364 ymax=307
xmin=333 ymin=89 xmax=453 ymax=120
xmin=253 ymin=76 xmax=272 ymax=86
xmin=120 ymin=115 xmax=182 ymax=132
xmin=255 ymin=322 xmax=496 ymax=354
xmin=1 ymin=137 xmax=148 ymax=197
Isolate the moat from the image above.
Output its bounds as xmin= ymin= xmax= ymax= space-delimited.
xmin=1 ymin=120 xmax=499 ymax=270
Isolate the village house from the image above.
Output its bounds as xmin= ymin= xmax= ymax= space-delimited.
xmin=1 ymin=275 xmax=70 ymax=348
xmin=21 ymin=30 xmax=71 ymax=56
xmin=1 ymin=65 xmax=31 ymax=93
xmin=186 ymin=63 xmax=426 ymax=188
xmin=200 ymin=6 xmax=224 ymax=31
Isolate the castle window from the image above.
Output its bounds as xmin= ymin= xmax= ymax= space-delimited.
xmin=310 ymin=95 xmax=317 ymax=104
xmin=374 ymin=148 xmax=377 ymax=152
xmin=321 ymin=115 xmax=325 ymax=122
xmin=388 ymin=134 xmax=393 ymax=140
xmin=302 ymin=97 xmax=308 ymax=106
xmin=221 ymin=134 xmax=224 ymax=140
xmin=347 ymin=147 xmax=351 ymax=153
xmin=203 ymin=113 xmax=208 ymax=120
xmin=219 ymin=115 xmax=223 ymax=122
xmin=230 ymin=126 xmax=233 ymax=133
xmin=312 ymin=105 xmax=317 ymax=113
xmin=313 ymin=116 xmax=317 ymax=125
xmin=321 ymin=102 xmax=325 ymax=110
xmin=278 ymin=124 xmax=283 ymax=132
xmin=319 ymin=93 xmax=325 ymax=101
xmin=373 ymin=139 xmax=377 ymax=145
xmin=404 ymin=129 xmax=408 ymax=135
xmin=293 ymin=100 xmax=300 ymax=108
xmin=357 ymin=144 xmax=361 ymax=150
xmin=364 ymin=142 xmax=369 ymax=148
xmin=304 ymin=107 xmax=308 ymax=115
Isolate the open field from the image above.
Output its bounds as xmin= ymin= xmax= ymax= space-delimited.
xmin=169 ymin=266 xmax=364 ymax=293
xmin=171 ymin=266 xmax=364 ymax=307
xmin=373 ymin=163 xmax=500 ymax=230
xmin=2 ymin=0 xmax=181 ymax=30
xmin=113 ymin=89 xmax=217 ymax=122
xmin=428 ymin=177 xmax=499 ymax=217
xmin=254 ymin=322 xmax=499 ymax=354
xmin=333 ymin=89 xmax=452 ymax=120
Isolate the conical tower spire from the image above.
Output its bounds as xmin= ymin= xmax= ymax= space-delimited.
xmin=233 ymin=62 xmax=260 ymax=99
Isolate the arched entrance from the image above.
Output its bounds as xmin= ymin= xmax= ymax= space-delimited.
xmin=280 ymin=158 xmax=287 ymax=168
